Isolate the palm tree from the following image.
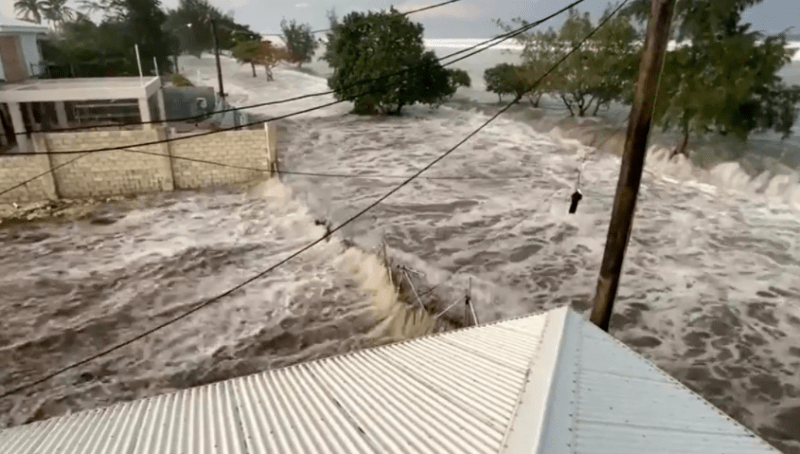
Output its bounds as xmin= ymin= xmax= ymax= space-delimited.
xmin=14 ymin=0 xmax=45 ymax=24
xmin=40 ymin=0 xmax=75 ymax=31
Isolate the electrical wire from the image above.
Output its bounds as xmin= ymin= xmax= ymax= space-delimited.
xmin=0 ymin=0 xmax=628 ymax=400
xmin=0 ymin=0 xmax=587 ymax=138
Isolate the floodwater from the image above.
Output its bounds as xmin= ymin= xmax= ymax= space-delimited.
xmin=1 ymin=43 xmax=800 ymax=454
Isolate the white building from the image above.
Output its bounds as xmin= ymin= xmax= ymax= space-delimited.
xmin=0 ymin=15 xmax=46 ymax=83
xmin=0 ymin=14 xmax=166 ymax=153
xmin=0 ymin=306 xmax=781 ymax=454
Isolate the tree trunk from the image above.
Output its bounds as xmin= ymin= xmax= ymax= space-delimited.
xmin=579 ymin=96 xmax=596 ymax=117
xmin=498 ymin=94 xmax=502 ymax=103
xmin=592 ymin=100 xmax=603 ymax=116
xmin=265 ymin=66 xmax=273 ymax=81
xmin=250 ymin=62 xmax=256 ymax=77
xmin=560 ymin=95 xmax=574 ymax=117
xmin=672 ymin=131 xmax=690 ymax=159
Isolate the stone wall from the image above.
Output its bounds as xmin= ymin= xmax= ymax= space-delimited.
xmin=0 ymin=125 xmax=276 ymax=204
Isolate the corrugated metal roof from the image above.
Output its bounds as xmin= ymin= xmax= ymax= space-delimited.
xmin=0 ymin=306 xmax=782 ymax=454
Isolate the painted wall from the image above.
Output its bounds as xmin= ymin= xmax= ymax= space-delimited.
xmin=0 ymin=32 xmax=43 ymax=80
xmin=18 ymin=33 xmax=41 ymax=76
xmin=0 ymin=126 xmax=277 ymax=203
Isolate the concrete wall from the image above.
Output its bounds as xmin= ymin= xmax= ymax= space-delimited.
xmin=0 ymin=125 xmax=276 ymax=204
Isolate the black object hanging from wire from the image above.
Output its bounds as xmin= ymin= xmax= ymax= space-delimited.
xmin=569 ymin=189 xmax=583 ymax=214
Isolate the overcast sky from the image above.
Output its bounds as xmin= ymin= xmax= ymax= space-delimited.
xmin=2 ymin=0 xmax=798 ymax=39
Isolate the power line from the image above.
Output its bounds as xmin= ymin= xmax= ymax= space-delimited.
xmin=0 ymin=0 xmax=585 ymax=138
xmin=0 ymin=0 xmax=628 ymax=401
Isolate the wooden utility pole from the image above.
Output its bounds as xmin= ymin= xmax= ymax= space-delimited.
xmin=590 ymin=0 xmax=675 ymax=331
xmin=210 ymin=18 xmax=226 ymax=102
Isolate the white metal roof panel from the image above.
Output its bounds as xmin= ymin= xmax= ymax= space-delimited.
xmin=231 ymin=364 xmax=375 ymax=453
xmin=310 ymin=340 xmax=510 ymax=453
xmin=522 ymin=310 xmax=782 ymax=454
xmin=131 ymin=380 xmax=246 ymax=454
xmin=0 ymin=306 xmax=782 ymax=454
xmin=572 ymin=320 xmax=780 ymax=453
xmin=0 ymin=309 xmax=554 ymax=454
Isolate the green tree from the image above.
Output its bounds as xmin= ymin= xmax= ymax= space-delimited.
xmin=497 ymin=5 xmax=638 ymax=116
xmin=400 ymin=54 xmax=470 ymax=109
xmin=584 ymin=4 xmax=640 ymax=114
xmin=323 ymin=8 xmax=463 ymax=115
xmin=254 ymin=40 xmax=286 ymax=81
xmin=163 ymin=0 xmax=256 ymax=57
xmin=44 ymin=0 xmax=173 ymax=77
xmin=163 ymin=0 xmax=218 ymax=57
xmin=120 ymin=0 xmax=173 ymax=75
xmin=321 ymin=8 xmax=340 ymax=64
xmin=552 ymin=9 xmax=606 ymax=117
xmin=483 ymin=63 xmax=528 ymax=103
xmin=43 ymin=15 xmax=133 ymax=77
xmin=493 ymin=21 xmax=562 ymax=107
xmin=41 ymin=0 xmax=75 ymax=31
xmin=14 ymin=0 xmax=45 ymax=23
xmin=448 ymin=68 xmax=471 ymax=89
xmin=170 ymin=73 xmax=193 ymax=86
xmin=280 ymin=19 xmax=318 ymax=68
xmin=545 ymin=6 xmax=639 ymax=117
xmin=655 ymin=29 xmax=800 ymax=157
xmin=231 ymin=40 xmax=261 ymax=77
xmin=625 ymin=0 xmax=800 ymax=157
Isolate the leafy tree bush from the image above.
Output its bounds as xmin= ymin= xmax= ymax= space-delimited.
xmin=547 ymin=7 xmax=639 ymax=117
xmin=163 ymin=0 xmax=259 ymax=57
xmin=231 ymin=40 xmax=261 ymax=77
xmin=255 ymin=41 xmax=286 ymax=81
xmin=655 ymin=30 xmax=800 ymax=157
xmin=41 ymin=0 xmax=173 ymax=78
xmin=280 ymin=19 xmax=318 ymax=68
xmin=323 ymin=8 xmax=464 ymax=115
xmin=15 ymin=0 xmax=45 ymax=24
xmin=170 ymin=73 xmax=193 ymax=86
xmin=497 ymin=4 xmax=639 ymax=115
xmin=627 ymin=0 xmax=800 ymax=157
xmin=448 ymin=69 xmax=471 ymax=89
xmin=494 ymin=21 xmax=562 ymax=107
xmin=483 ymin=63 xmax=528 ymax=102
